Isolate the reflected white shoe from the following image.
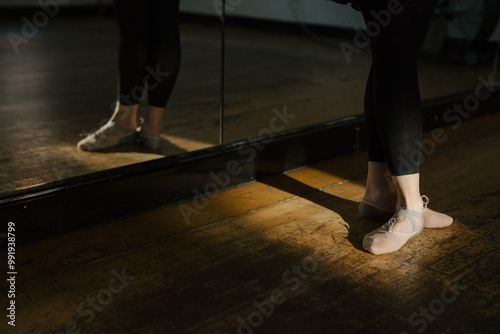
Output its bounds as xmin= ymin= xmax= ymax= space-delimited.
xmin=363 ymin=208 xmax=424 ymax=255
xmin=77 ymin=121 xmax=137 ymax=151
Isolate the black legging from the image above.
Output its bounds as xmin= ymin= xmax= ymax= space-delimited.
xmin=113 ymin=0 xmax=181 ymax=108
xmin=353 ymin=0 xmax=437 ymax=175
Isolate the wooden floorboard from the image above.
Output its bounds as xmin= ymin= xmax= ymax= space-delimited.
xmin=1 ymin=117 xmax=499 ymax=333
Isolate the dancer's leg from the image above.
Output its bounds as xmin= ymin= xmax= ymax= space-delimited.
xmin=140 ymin=105 xmax=164 ymax=138
xmin=359 ymin=0 xmax=451 ymax=253
xmin=139 ymin=0 xmax=181 ymax=142
xmin=362 ymin=65 xmax=397 ymax=215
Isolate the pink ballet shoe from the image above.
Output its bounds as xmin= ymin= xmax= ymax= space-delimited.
xmin=363 ymin=208 xmax=424 ymax=255
xmin=421 ymin=195 xmax=453 ymax=228
xmin=360 ymin=195 xmax=453 ymax=229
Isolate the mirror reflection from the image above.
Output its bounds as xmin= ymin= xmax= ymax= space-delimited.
xmin=0 ymin=0 xmax=222 ymax=194
xmin=223 ymin=0 xmax=500 ymax=143
xmin=0 ymin=0 xmax=498 ymax=196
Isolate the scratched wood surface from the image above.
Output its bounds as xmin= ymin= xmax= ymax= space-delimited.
xmin=0 ymin=112 xmax=499 ymax=333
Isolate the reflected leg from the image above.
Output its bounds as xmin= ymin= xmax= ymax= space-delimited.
xmin=111 ymin=0 xmax=151 ymax=130
xmin=139 ymin=0 xmax=181 ymax=143
xmin=146 ymin=0 xmax=181 ymax=108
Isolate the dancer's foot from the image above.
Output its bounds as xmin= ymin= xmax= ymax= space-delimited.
xmin=359 ymin=197 xmax=396 ymax=221
xmin=360 ymin=195 xmax=453 ymax=229
xmin=363 ymin=206 xmax=424 ymax=255
xmin=421 ymin=195 xmax=453 ymax=228
xmin=77 ymin=121 xmax=137 ymax=151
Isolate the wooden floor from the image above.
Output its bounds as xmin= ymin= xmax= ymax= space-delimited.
xmin=1 ymin=113 xmax=499 ymax=334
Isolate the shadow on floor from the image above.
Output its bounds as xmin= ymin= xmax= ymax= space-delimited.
xmin=258 ymin=174 xmax=380 ymax=253
xmin=99 ymin=138 xmax=188 ymax=156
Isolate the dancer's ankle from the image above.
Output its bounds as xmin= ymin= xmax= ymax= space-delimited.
xmin=363 ymin=190 xmax=397 ymax=210
xmin=110 ymin=103 xmax=138 ymax=131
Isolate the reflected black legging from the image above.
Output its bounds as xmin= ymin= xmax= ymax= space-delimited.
xmin=113 ymin=0 xmax=181 ymax=108
xmin=354 ymin=0 xmax=437 ymax=175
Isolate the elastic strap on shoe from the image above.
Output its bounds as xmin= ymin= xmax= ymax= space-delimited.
xmin=396 ymin=208 xmax=423 ymax=232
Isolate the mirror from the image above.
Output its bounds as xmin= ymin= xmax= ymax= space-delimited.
xmin=223 ymin=1 xmax=366 ymax=143
xmin=0 ymin=0 xmax=222 ymax=194
xmin=1 ymin=0 xmax=498 ymax=198
xmin=223 ymin=0 xmax=500 ymax=142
